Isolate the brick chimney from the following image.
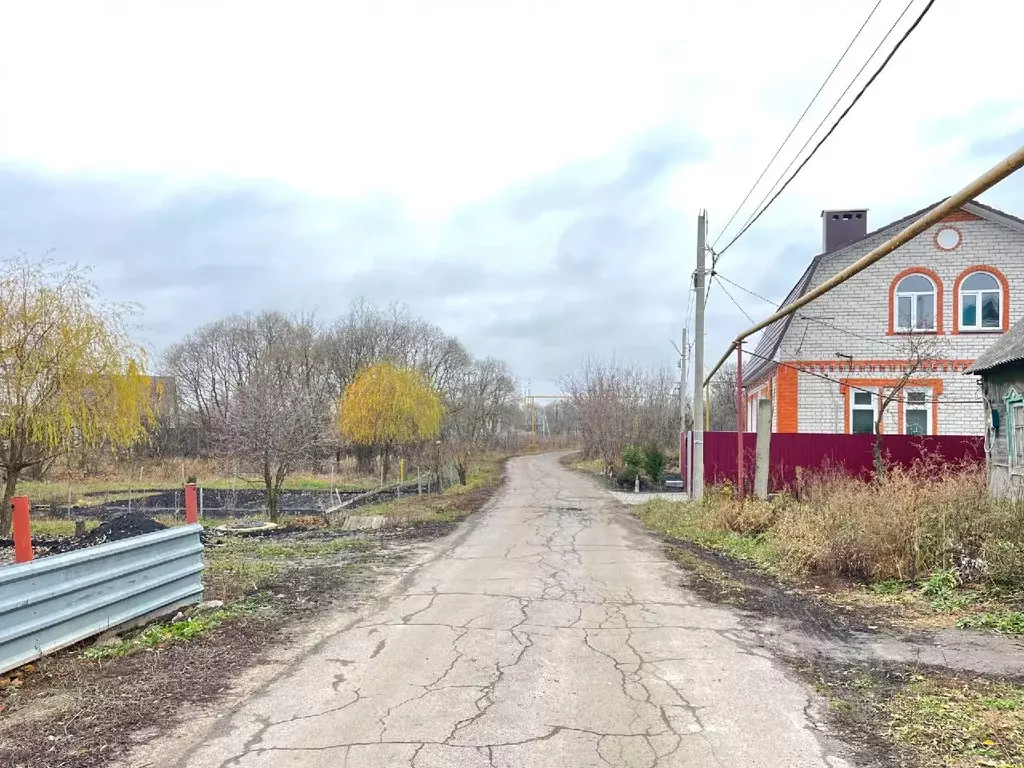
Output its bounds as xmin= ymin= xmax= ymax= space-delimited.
xmin=821 ymin=209 xmax=867 ymax=253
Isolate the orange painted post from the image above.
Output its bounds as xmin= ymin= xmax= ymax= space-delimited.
xmin=184 ymin=483 xmax=198 ymax=524
xmin=12 ymin=496 xmax=32 ymax=563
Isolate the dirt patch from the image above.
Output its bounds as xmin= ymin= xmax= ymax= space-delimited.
xmin=792 ymin=658 xmax=1024 ymax=768
xmin=664 ymin=537 xmax=873 ymax=638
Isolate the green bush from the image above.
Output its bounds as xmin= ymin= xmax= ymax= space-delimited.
xmin=621 ymin=443 xmax=665 ymax=484
xmin=621 ymin=445 xmax=644 ymax=472
xmin=616 ymin=467 xmax=642 ymax=490
xmin=642 ymin=443 xmax=665 ymax=483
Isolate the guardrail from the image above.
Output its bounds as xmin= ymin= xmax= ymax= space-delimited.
xmin=0 ymin=524 xmax=204 ymax=675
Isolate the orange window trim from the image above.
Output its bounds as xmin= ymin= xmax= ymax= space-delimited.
xmin=887 ymin=266 xmax=944 ymax=336
xmin=840 ymin=377 xmax=943 ymax=435
xmin=951 ymin=264 xmax=1010 ymax=333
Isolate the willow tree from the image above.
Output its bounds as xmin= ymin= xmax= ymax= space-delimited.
xmin=0 ymin=258 xmax=153 ymax=534
xmin=339 ymin=362 xmax=443 ymax=481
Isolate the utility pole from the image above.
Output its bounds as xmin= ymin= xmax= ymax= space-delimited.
xmin=692 ymin=211 xmax=706 ymax=501
xmin=680 ymin=326 xmax=688 ymax=425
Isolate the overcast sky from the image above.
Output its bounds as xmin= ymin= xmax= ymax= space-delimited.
xmin=1 ymin=1 xmax=1023 ymax=393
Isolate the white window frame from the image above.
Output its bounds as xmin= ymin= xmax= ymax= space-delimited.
xmin=903 ymin=389 xmax=931 ymax=435
xmin=894 ymin=274 xmax=937 ymax=332
xmin=959 ymin=271 xmax=1002 ymax=332
xmin=850 ymin=389 xmax=877 ymax=434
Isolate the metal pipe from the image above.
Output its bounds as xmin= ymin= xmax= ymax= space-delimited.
xmin=736 ymin=344 xmax=744 ymax=499
xmin=703 ymin=144 xmax=1024 ymax=386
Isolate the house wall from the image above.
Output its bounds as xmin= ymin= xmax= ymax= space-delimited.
xmin=775 ymin=210 xmax=1024 ymax=434
xmin=979 ymin=370 xmax=1024 ymax=500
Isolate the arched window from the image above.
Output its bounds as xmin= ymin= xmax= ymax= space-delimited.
xmin=959 ymin=271 xmax=1001 ymax=331
xmin=894 ymin=273 xmax=937 ymax=332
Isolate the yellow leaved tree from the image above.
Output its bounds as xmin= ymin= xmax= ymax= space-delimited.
xmin=339 ymin=362 xmax=443 ymax=481
xmin=0 ymin=258 xmax=154 ymax=534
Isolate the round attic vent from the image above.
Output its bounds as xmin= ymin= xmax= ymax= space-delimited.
xmin=935 ymin=227 xmax=962 ymax=250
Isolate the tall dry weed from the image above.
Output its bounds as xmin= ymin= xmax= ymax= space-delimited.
xmin=706 ymin=456 xmax=1024 ymax=584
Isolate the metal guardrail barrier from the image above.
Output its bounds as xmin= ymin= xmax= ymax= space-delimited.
xmin=0 ymin=524 xmax=204 ymax=675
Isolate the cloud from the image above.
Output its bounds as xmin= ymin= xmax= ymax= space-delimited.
xmin=4 ymin=0 xmax=1024 ymax=395
xmin=0 ymin=128 xmax=705 ymax=392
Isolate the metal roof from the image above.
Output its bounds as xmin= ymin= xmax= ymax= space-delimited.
xmin=966 ymin=317 xmax=1024 ymax=374
xmin=741 ymin=199 xmax=1024 ymax=386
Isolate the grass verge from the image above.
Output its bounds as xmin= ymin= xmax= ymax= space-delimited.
xmin=632 ymin=464 xmax=1024 ymax=633
xmin=800 ymin=661 xmax=1024 ymax=768
xmin=345 ymin=455 xmax=505 ymax=527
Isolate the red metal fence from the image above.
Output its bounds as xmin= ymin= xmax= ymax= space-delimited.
xmin=682 ymin=431 xmax=984 ymax=493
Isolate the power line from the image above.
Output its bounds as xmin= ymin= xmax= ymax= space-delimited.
xmin=712 ymin=272 xmax=782 ymax=308
xmin=715 ymin=0 xmax=936 ymax=260
xmin=743 ymin=346 xmax=982 ymax=406
xmin=713 ymin=271 xmax=905 ymax=351
xmin=710 ymin=0 xmax=884 ymax=251
xmin=713 ymin=275 xmax=757 ymax=325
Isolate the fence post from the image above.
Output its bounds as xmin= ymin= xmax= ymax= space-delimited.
xmin=12 ymin=496 xmax=32 ymax=563
xmin=199 ymin=487 xmax=205 ymax=520
xmin=185 ymin=483 xmax=198 ymax=524
xmin=754 ymin=398 xmax=772 ymax=500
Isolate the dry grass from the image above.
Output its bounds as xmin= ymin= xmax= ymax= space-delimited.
xmin=640 ymin=460 xmax=1024 ymax=588
xmin=773 ymin=462 xmax=1024 ymax=583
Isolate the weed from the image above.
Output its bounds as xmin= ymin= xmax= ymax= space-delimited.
xmin=921 ymin=569 xmax=958 ymax=597
xmin=957 ymin=611 xmax=1024 ymax=635
xmin=82 ymin=602 xmax=260 ymax=660
xmin=888 ymin=674 xmax=1024 ymax=766
xmin=870 ymin=580 xmax=908 ymax=595
xmin=641 ymin=461 xmax=1024 ymax=588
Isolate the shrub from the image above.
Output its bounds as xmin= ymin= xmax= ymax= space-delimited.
xmin=690 ymin=457 xmax=1024 ymax=585
xmin=616 ymin=467 xmax=642 ymax=490
xmin=622 ymin=445 xmax=644 ymax=471
xmin=622 ymin=443 xmax=665 ymax=484
xmin=641 ymin=443 xmax=665 ymax=483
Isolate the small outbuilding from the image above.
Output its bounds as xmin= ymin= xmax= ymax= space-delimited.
xmin=966 ymin=317 xmax=1024 ymax=499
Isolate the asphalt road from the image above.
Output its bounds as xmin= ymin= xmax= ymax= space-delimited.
xmin=179 ymin=453 xmax=851 ymax=767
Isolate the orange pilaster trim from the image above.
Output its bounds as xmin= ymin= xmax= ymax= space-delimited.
xmin=776 ymin=365 xmax=798 ymax=432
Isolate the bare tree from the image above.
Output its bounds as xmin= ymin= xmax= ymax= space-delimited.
xmin=216 ymin=320 xmax=333 ymax=521
xmin=872 ymin=336 xmax=943 ymax=478
xmin=707 ymin=363 xmax=738 ymax=431
xmin=446 ymin=358 xmax=519 ymax=484
xmin=560 ymin=357 xmax=677 ymax=475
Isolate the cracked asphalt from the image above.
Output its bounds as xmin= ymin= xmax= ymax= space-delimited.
xmin=178 ymin=453 xmax=853 ymax=768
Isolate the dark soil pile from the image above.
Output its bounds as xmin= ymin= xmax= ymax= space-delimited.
xmin=82 ymin=513 xmax=167 ymax=544
xmin=46 ymin=514 xmax=168 ymax=554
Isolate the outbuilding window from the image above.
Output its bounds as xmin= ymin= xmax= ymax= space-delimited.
xmin=1007 ymin=391 xmax=1024 ymax=468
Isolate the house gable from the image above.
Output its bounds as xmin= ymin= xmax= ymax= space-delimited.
xmin=744 ymin=199 xmax=1024 ymax=387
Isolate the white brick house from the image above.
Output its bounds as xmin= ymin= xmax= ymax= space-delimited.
xmin=742 ymin=200 xmax=1024 ymax=435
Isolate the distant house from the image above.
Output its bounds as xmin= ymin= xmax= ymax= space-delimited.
xmin=743 ymin=200 xmax=1024 ymax=436
xmin=965 ymin=319 xmax=1024 ymax=499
